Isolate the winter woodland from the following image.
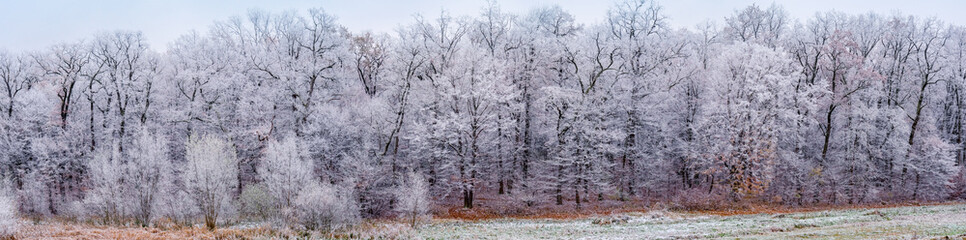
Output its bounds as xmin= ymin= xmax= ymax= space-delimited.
xmin=1 ymin=0 xmax=966 ymax=231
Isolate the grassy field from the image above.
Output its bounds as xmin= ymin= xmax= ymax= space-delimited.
xmin=414 ymin=204 xmax=966 ymax=239
xmin=13 ymin=203 xmax=966 ymax=239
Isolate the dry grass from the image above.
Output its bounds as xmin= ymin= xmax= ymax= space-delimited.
xmin=431 ymin=192 xmax=966 ymax=221
xmin=417 ymin=203 xmax=966 ymax=239
xmin=9 ymin=198 xmax=966 ymax=239
xmin=434 ymin=197 xmax=651 ymax=221
xmin=686 ymin=200 xmax=966 ymax=216
xmin=12 ymin=219 xmax=414 ymax=240
xmin=16 ymin=222 xmax=275 ymax=240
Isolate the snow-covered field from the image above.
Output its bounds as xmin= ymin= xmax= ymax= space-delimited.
xmin=14 ymin=203 xmax=966 ymax=239
xmin=413 ymin=204 xmax=966 ymax=239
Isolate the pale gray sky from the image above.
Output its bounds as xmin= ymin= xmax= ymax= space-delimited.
xmin=1 ymin=0 xmax=963 ymax=52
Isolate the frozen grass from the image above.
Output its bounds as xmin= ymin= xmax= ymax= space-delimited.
xmin=413 ymin=203 xmax=966 ymax=239
xmin=12 ymin=203 xmax=966 ymax=239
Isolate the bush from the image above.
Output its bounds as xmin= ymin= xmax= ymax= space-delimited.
xmin=394 ymin=171 xmax=430 ymax=228
xmin=294 ymin=182 xmax=359 ymax=231
xmin=58 ymin=200 xmax=87 ymax=222
xmin=126 ymin=131 xmax=175 ymax=226
xmin=183 ymin=134 xmax=239 ymax=230
xmin=19 ymin=171 xmax=50 ymax=218
xmin=156 ymin=188 xmax=197 ymax=227
xmin=258 ymin=137 xmax=313 ymax=212
xmin=0 ymin=182 xmax=18 ymax=238
xmin=84 ymin=147 xmax=126 ymax=224
xmin=85 ymin=131 xmax=174 ymax=226
xmin=669 ymin=188 xmax=731 ymax=211
xmin=238 ymin=184 xmax=274 ymax=221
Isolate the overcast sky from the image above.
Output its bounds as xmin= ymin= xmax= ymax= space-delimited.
xmin=1 ymin=0 xmax=963 ymax=52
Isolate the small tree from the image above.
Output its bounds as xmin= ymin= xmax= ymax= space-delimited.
xmin=17 ymin=171 xmax=50 ymax=218
xmin=126 ymin=131 xmax=174 ymax=226
xmin=183 ymin=134 xmax=238 ymax=230
xmin=85 ymin=146 xmax=126 ymax=224
xmin=294 ymin=182 xmax=359 ymax=231
xmin=85 ymin=131 xmax=173 ymax=226
xmin=0 ymin=180 xmax=17 ymax=238
xmin=907 ymin=136 xmax=957 ymax=201
xmin=394 ymin=171 xmax=430 ymax=228
xmin=156 ymin=187 xmax=197 ymax=227
xmin=258 ymin=137 xmax=312 ymax=215
xmin=238 ymin=184 xmax=273 ymax=221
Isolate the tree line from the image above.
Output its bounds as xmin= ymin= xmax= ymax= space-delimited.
xmin=1 ymin=0 xmax=965 ymax=229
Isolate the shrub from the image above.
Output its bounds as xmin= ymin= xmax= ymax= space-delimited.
xmin=258 ymin=137 xmax=313 ymax=212
xmin=183 ymin=134 xmax=238 ymax=230
xmin=0 ymin=181 xmax=18 ymax=238
xmin=85 ymin=131 xmax=174 ymax=226
xmin=126 ymin=131 xmax=175 ymax=226
xmin=294 ymin=182 xmax=359 ymax=231
xmin=239 ymin=184 xmax=274 ymax=221
xmin=18 ymin=171 xmax=50 ymax=218
xmin=59 ymin=200 xmax=87 ymax=222
xmin=84 ymin=147 xmax=127 ymax=224
xmin=394 ymin=171 xmax=430 ymax=228
xmin=669 ymin=188 xmax=731 ymax=211
xmin=156 ymin=188 xmax=197 ymax=227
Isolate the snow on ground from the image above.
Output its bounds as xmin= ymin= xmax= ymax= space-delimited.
xmin=14 ymin=203 xmax=966 ymax=239
xmin=413 ymin=204 xmax=966 ymax=239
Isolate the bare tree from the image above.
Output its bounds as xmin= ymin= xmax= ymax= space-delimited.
xmin=258 ymin=137 xmax=312 ymax=214
xmin=35 ymin=43 xmax=88 ymax=129
xmin=394 ymin=171 xmax=430 ymax=228
xmin=182 ymin=134 xmax=238 ymax=230
xmin=0 ymin=180 xmax=16 ymax=238
xmin=725 ymin=3 xmax=788 ymax=47
xmin=0 ymin=52 xmax=35 ymax=118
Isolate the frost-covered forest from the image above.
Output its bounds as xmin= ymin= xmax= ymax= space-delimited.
xmin=1 ymin=0 xmax=966 ymax=231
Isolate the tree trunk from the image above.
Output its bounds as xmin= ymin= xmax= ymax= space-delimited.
xmin=463 ymin=189 xmax=473 ymax=209
xmin=574 ymin=188 xmax=581 ymax=209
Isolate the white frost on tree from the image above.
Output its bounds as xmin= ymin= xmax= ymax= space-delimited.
xmin=182 ymin=133 xmax=238 ymax=230
xmin=258 ymin=136 xmax=312 ymax=219
xmin=395 ymin=171 xmax=430 ymax=228
xmin=0 ymin=180 xmax=17 ymax=238
xmin=294 ymin=181 xmax=360 ymax=231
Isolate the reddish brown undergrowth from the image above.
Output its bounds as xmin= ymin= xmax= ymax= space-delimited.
xmin=431 ymin=191 xmax=966 ymax=221
xmin=688 ymin=200 xmax=965 ymax=216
